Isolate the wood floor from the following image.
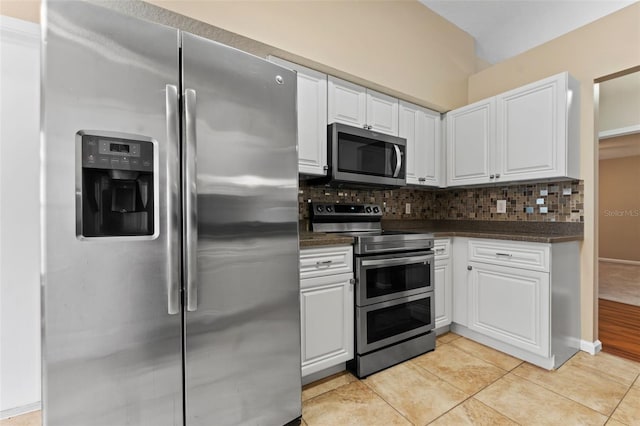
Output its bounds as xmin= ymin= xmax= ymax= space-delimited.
xmin=599 ymin=298 xmax=640 ymax=363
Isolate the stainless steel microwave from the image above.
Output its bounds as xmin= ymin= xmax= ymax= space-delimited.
xmin=318 ymin=123 xmax=407 ymax=188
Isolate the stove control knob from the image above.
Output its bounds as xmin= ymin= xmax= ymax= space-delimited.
xmin=373 ymin=206 xmax=380 ymax=213
xmin=326 ymin=206 xmax=333 ymax=212
xmin=365 ymin=206 xmax=372 ymax=213
xmin=316 ymin=205 xmax=324 ymax=213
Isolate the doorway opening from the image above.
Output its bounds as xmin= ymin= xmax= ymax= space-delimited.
xmin=595 ymin=67 xmax=640 ymax=362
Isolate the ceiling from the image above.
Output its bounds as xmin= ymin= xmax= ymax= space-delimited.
xmin=419 ymin=0 xmax=637 ymax=65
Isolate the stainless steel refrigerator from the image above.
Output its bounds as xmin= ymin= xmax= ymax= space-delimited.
xmin=41 ymin=1 xmax=301 ymax=425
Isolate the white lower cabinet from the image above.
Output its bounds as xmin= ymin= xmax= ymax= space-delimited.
xmin=434 ymin=238 xmax=452 ymax=330
xmin=300 ymin=246 xmax=354 ymax=378
xmin=452 ymin=238 xmax=580 ymax=370
xmin=467 ymin=261 xmax=550 ymax=357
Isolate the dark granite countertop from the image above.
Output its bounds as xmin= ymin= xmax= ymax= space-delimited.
xmin=299 ymin=220 xmax=583 ymax=248
xmin=299 ymin=231 xmax=354 ymax=248
xmin=383 ymin=220 xmax=584 ymax=244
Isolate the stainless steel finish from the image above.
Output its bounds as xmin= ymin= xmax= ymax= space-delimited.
xmin=43 ymin=2 xmax=182 ymax=424
xmin=393 ymin=144 xmax=402 ymax=178
xmin=360 ymin=253 xmax=431 ymax=268
xmin=355 ymin=251 xmax=434 ymax=306
xmin=354 ymin=232 xmax=434 ymax=255
xmin=356 ymin=292 xmax=435 ymax=353
xmin=496 ymin=252 xmax=513 ymax=257
xmin=184 ymin=88 xmax=198 ymax=312
xmin=325 ymin=123 xmax=407 ymax=188
xmin=468 ymin=265 xmax=473 ymax=270
xmin=166 ymin=84 xmax=181 ymax=315
xmin=312 ymin=221 xmax=381 ymax=233
xmin=181 ymin=32 xmax=300 ymax=425
xmin=352 ymin=331 xmax=435 ymax=378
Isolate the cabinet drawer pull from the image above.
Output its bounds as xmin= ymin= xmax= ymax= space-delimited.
xmin=316 ymin=260 xmax=333 ymax=267
xmin=418 ymin=177 xmax=426 ymax=182
xmin=495 ymin=252 xmax=513 ymax=257
xmin=467 ymin=266 xmax=472 ymax=270
xmin=490 ymin=174 xmax=495 ymax=179
xmin=435 ymin=248 xmax=445 ymax=254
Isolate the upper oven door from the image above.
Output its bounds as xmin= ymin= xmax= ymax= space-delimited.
xmin=355 ymin=251 xmax=434 ymax=306
xmin=329 ymin=123 xmax=406 ymax=187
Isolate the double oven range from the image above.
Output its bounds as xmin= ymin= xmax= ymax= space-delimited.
xmin=310 ymin=203 xmax=436 ymax=378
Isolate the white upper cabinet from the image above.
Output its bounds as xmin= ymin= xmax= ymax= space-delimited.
xmin=447 ymin=98 xmax=496 ymax=186
xmin=400 ymin=101 xmax=443 ymax=187
xmin=497 ymin=72 xmax=580 ymax=182
xmin=268 ymin=56 xmax=328 ymax=176
xmin=447 ymin=72 xmax=579 ymax=186
xmin=328 ymin=76 xmax=399 ymax=136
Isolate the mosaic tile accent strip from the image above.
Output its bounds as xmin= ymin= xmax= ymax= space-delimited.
xmin=298 ymin=180 xmax=584 ymax=223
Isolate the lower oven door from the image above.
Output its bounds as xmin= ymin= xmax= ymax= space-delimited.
xmin=356 ymin=251 xmax=433 ymax=306
xmin=356 ymin=292 xmax=435 ymax=354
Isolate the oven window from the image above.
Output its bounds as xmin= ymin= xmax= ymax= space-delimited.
xmin=365 ymin=262 xmax=430 ymax=299
xmin=337 ymin=133 xmax=395 ymax=177
xmin=367 ymin=297 xmax=432 ymax=344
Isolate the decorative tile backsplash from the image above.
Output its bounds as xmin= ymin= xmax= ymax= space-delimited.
xmin=298 ymin=180 xmax=584 ymax=223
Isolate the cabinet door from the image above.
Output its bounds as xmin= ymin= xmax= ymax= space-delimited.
xmin=366 ymin=89 xmax=399 ymax=136
xmin=300 ymin=272 xmax=354 ymax=377
xmin=447 ymin=98 xmax=495 ymax=186
xmin=434 ymin=258 xmax=452 ymax=329
xmin=400 ymin=101 xmax=441 ymax=186
xmin=468 ymin=262 xmax=550 ymax=357
xmin=269 ymin=57 xmax=328 ymax=176
xmin=328 ymin=76 xmax=367 ymax=128
xmin=497 ymin=73 xmax=567 ymax=182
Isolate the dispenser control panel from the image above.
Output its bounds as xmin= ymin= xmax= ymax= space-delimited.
xmin=82 ymin=135 xmax=153 ymax=172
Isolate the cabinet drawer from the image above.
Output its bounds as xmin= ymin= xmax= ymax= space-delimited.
xmin=434 ymin=238 xmax=451 ymax=259
xmin=300 ymin=245 xmax=353 ymax=279
xmin=468 ymin=239 xmax=549 ymax=272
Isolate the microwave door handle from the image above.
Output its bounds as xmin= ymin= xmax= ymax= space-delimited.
xmin=166 ymin=84 xmax=180 ymax=315
xmin=393 ymin=144 xmax=402 ymax=178
xmin=184 ymin=88 xmax=198 ymax=312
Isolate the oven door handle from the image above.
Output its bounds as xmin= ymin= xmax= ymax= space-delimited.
xmin=360 ymin=254 xmax=431 ymax=267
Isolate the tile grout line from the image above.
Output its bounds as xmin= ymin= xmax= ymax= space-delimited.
xmin=409 ymin=348 xmax=524 ymax=425
xmin=359 ymin=378 xmax=418 ymax=426
xmin=605 ymin=372 xmax=640 ymax=423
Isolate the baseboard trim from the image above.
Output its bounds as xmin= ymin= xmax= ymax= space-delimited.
xmin=580 ymin=339 xmax=602 ymax=355
xmin=599 ymin=257 xmax=640 ymax=266
xmin=0 ymin=401 xmax=41 ymax=420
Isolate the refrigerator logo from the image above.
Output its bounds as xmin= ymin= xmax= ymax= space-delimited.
xmin=275 ymin=75 xmax=284 ymax=85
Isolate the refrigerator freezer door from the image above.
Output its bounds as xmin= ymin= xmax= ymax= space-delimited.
xmin=42 ymin=2 xmax=182 ymax=425
xmin=181 ymin=33 xmax=301 ymax=425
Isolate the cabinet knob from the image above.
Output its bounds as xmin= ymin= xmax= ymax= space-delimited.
xmin=349 ymin=278 xmax=356 ymax=285
xmin=495 ymin=173 xmax=501 ymax=178
xmin=467 ymin=266 xmax=472 ymax=270
xmin=418 ymin=177 xmax=426 ymax=182
xmin=490 ymin=174 xmax=495 ymax=179
xmin=363 ymin=124 xmax=368 ymax=129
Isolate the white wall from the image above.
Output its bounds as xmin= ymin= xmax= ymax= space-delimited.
xmin=0 ymin=16 xmax=41 ymax=417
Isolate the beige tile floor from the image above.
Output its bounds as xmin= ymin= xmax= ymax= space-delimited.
xmin=599 ymin=261 xmax=640 ymax=306
xmin=3 ymin=333 xmax=640 ymax=425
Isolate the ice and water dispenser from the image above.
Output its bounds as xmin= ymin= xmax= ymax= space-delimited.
xmin=78 ymin=132 xmax=155 ymax=237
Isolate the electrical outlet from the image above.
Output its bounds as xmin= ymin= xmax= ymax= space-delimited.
xmin=536 ymin=198 xmax=545 ymax=205
xmin=405 ymin=203 xmax=411 ymax=214
xmin=540 ymin=189 xmax=548 ymax=196
xmin=563 ymin=187 xmax=572 ymax=196
xmin=497 ymin=200 xmax=507 ymax=213
xmin=540 ymin=206 xmax=548 ymax=214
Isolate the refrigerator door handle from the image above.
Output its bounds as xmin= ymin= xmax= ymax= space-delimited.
xmin=166 ymin=84 xmax=181 ymax=315
xmin=184 ymin=88 xmax=198 ymax=312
